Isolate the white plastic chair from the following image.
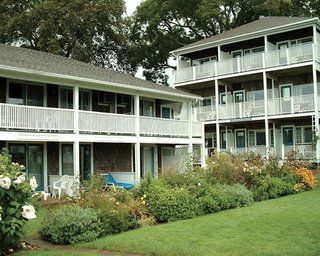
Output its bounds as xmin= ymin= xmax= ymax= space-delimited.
xmin=52 ymin=175 xmax=70 ymax=199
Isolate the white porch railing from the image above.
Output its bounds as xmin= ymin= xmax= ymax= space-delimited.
xmin=79 ymin=111 xmax=135 ymax=134
xmin=196 ymin=105 xmax=216 ymax=121
xmin=0 ymin=103 xmax=74 ymax=131
xmin=281 ymin=144 xmax=313 ymax=159
xmin=192 ymin=122 xmax=202 ymax=137
xmin=140 ymin=116 xmax=189 ymax=137
xmin=267 ymin=94 xmax=314 ymax=115
xmin=175 ymin=43 xmax=316 ymax=84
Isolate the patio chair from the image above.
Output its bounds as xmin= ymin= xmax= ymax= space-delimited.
xmin=52 ymin=175 xmax=70 ymax=199
xmin=102 ymin=173 xmax=134 ymax=190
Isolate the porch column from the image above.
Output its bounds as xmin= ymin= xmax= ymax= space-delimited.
xmin=73 ymin=140 xmax=80 ymax=195
xmin=215 ymin=79 xmax=220 ymax=152
xmin=134 ymin=142 xmax=141 ymax=183
xmin=73 ymin=85 xmax=79 ymax=134
xmin=263 ymin=71 xmax=270 ymax=156
xmin=312 ymin=65 xmax=320 ymax=161
xmin=200 ymin=123 xmax=206 ymax=167
xmin=134 ymin=94 xmax=140 ymax=136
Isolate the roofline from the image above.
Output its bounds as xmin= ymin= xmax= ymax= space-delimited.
xmin=0 ymin=64 xmax=202 ymax=101
xmin=170 ymin=17 xmax=319 ymax=56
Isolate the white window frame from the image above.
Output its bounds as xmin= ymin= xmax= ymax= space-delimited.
xmin=160 ymin=106 xmax=174 ymax=119
xmin=233 ymin=89 xmax=246 ymax=103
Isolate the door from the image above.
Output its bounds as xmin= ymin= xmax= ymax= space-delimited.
xmin=278 ymin=42 xmax=289 ymax=64
xmin=60 ymin=87 xmax=73 ymax=109
xmin=235 ymin=130 xmax=246 ymax=149
xmin=143 ymin=146 xmax=154 ymax=177
xmin=61 ymin=144 xmax=74 ymax=176
xmin=9 ymin=144 xmax=44 ymax=191
xmin=79 ymin=90 xmax=91 ymax=111
xmin=221 ymin=131 xmax=227 ymax=149
xmin=234 ymin=90 xmax=245 ymax=117
xmin=282 ymin=126 xmax=294 ymax=146
xmin=232 ymin=50 xmax=242 ymax=72
xmin=80 ymin=144 xmax=91 ymax=181
xmin=140 ymin=100 xmax=154 ymax=117
xmin=280 ymin=85 xmax=292 ymax=113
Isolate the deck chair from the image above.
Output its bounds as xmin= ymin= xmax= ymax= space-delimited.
xmin=52 ymin=175 xmax=70 ymax=199
xmin=102 ymin=173 xmax=134 ymax=190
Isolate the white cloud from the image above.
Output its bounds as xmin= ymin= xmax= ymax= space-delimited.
xmin=125 ymin=0 xmax=142 ymax=15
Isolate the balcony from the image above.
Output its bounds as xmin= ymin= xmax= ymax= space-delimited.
xmin=0 ymin=103 xmax=201 ymax=138
xmin=175 ymin=43 xmax=316 ymax=84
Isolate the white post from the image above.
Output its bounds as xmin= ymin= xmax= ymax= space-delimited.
xmin=286 ymin=48 xmax=289 ymax=65
xmin=134 ymin=94 xmax=141 ymax=182
xmin=313 ymin=65 xmax=320 ymax=161
xmin=215 ymin=79 xmax=220 ymax=152
xmin=200 ymin=123 xmax=206 ymax=167
xmin=263 ymin=72 xmax=270 ymax=155
xmin=134 ymin=142 xmax=141 ymax=183
xmin=281 ymin=144 xmax=285 ymax=160
xmin=73 ymin=85 xmax=80 ymax=193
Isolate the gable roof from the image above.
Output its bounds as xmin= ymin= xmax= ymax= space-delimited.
xmin=0 ymin=44 xmax=199 ymax=99
xmin=172 ymin=16 xmax=318 ymax=55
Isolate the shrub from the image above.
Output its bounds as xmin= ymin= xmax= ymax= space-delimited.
xmin=252 ymin=176 xmax=295 ymax=201
xmin=0 ymin=149 xmax=38 ymax=254
xmin=200 ymin=184 xmax=253 ymax=214
xmin=40 ymin=205 xmax=103 ymax=244
xmin=147 ymin=183 xmax=200 ymax=222
xmin=295 ymin=167 xmax=317 ymax=189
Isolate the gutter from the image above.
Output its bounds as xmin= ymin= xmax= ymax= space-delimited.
xmin=170 ymin=17 xmax=319 ymax=56
xmin=0 ymin=64 xmax=202 ymax=101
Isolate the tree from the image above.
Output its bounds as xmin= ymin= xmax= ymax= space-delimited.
xmin=129 ymin=0 xmax=305 ymax=85
xmin=0 ymin=0 xmax=135 ymax=74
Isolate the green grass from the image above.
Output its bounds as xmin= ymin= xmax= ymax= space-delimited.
xmin=75 ymin=188 xmax=320 ymax=256
xmin=20 ymin=188 xmax=320 ymax=255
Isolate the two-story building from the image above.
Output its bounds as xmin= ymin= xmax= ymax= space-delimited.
xmin=171 ymin=16 xmax=320 ymax=160
xmin=0 ymin=44 xmax=204 ymax=191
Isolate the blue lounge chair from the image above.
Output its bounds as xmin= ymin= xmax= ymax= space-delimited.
xmin=102 ymin=173 xmax=134 ymax=190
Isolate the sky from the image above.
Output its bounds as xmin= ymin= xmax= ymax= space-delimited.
xmin=125 ymin=0 xmax=142 ymax=15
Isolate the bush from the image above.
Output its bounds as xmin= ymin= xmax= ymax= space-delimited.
xmin=200 ymin=184 xmax=253 ymax=214
xmin=40 ymin=206 xmax=103 ymax=244
xmin=295 ymin=167 xmax=317 ymax=190
xmin=0 ymin=149 xmax=38 ymax=254
xmin=252 ymin=176 xmax=295 ymax=201
xmin=147 ymin=183 xmax=200 ymax=222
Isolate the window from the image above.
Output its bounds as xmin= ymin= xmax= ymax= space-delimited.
xmin=161 ymin=107 xmax=173 ymax=119
xmin=117 ymin=94 xmax=132 ymax=114
xmin=296 ymin=126 xmax=313 ymax=144
xmin=296 ymin=127 xmax=302 ymax=144
xmin=8 ymin=81 xmax=43 ymax=106
xmin=304 ymin=127 xmax=313 ymax=143
xmin=79 ymin=90 xmax=91 ymax=111
xmin=270 ymin=129 xmax=274 ymax=147
xmin=220 ymin=93 xmax=227 ymax=105
xmin=9 ymin=82 xmax=25 ymax=105
xmin=193 ymin=56 xmax=217 ymax=66
xmin=61 ymin=144 xmax=74 ymax=176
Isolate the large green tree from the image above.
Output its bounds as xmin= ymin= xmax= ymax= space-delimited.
xmin=129 ymin=0 xmax=314 ymax=85
xmin=0 ymin=0 xmax=135 ymax=73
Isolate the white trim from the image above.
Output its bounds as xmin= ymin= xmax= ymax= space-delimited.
xmin=171 ymin=18 xmax=319 ymax=55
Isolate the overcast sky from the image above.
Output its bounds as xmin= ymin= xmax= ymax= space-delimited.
xmin=125 ymin=0 xmax=142 ymax=15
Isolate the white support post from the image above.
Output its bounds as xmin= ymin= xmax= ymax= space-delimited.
xmin=134 ymin=142 xmax=141 ymax=183
xmin=263 ymin=71 xmax=270 ymax=156
xmin=313 ymin=25 xmax=317 ymax=62
xmin=200 ymin=122 xmax=206 ymax=167
xmin=134 ymin=94 xmax=140 ymax=136
xmin=313 ymin=65 xmax=320 ymax=161
xmin=73 ymin=85 xmax=80 ymax=194
xmin=215 ymin=79 xmax=220 ymax=152
xmin=286 ymin=48 xmax=289 ymax=65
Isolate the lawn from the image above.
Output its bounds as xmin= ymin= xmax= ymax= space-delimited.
xmin=20 ymin=188 xmax=320 ymax=256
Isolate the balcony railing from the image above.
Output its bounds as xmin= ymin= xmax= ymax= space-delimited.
xmin=0 ymin=103 xmax=201 ymax=138
xmin=79 ymin=111 xmax=136 ymax=134
xmin=175 ymin=43 xmax=316 ymax=84
xmin=0 ymin=103 xmax=74 ymax=131
xmin=195 ymin=94 xmax=316 ymax=122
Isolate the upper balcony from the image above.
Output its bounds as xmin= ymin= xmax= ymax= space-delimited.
xmin=175 ymin=43 xmax=318 ymax=84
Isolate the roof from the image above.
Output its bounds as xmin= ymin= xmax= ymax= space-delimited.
xmin=0 ymin=44 xmax=198 ymax=99
xmin=172 ymin=16 xmax=318 ymax=54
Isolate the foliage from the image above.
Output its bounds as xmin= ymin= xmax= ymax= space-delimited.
xmin=295 ymin=167 xmax=317 ymax=190
xmin=40 ymin=205 xmax=102 ymax=244
xmin=0 ymin=0 xmax=135 ymax=74
xmin=0 ymin=148 xmax=37 ymax=255
xmin=147 ymin=182 xmax=201 ymax=222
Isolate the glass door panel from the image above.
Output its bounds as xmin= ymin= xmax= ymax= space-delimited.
xmin=280 ymin=85 xmax=292 ymax=113
xmin=234 ymin=91 xmax=245 ymax=117
xmin=278 ymin=42 xmax=289 ymax=64
xmin=8 ymin=82 xmax=25 ymax=105
xmin=232 ymin=50 xmax=242 ymax=72
xmin=79 ymin=90 xmax=91 ymax=111
xmin=221 ymin=131 xmax=227 ymax=149
xmin=235 ymin=130 xmax=246 ymax=148
xmin=27 ymin=145 xmax=44 ymax=191
xmin=27 ymin=85 xmax=44 ymax=106
xmin=282 ymin=127 xmax=294 ymax=146
xmin=60 ymin=88 xmax=73 ymax=109
xmin=143 ymin=147 xmax=154 ymax=177
xmin=62 ymin=144 xmax=74 ymax=175
xmin=140 ymin=100 xmax=154 ymax=117
xmin=80 ymin=144 xmax=91 ymax=181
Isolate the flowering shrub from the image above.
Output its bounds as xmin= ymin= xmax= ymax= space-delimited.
xmin=0 ymin=149 xmax=38 ymax=254
xmin=295 ymin=167 xmax=317 ymax=189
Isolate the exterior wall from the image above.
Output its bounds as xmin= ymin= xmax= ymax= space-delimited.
xmin=93 ymin=143 xmax=132 ymax=173
xmin=47 ymin=142 xmax=59 ymax=175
